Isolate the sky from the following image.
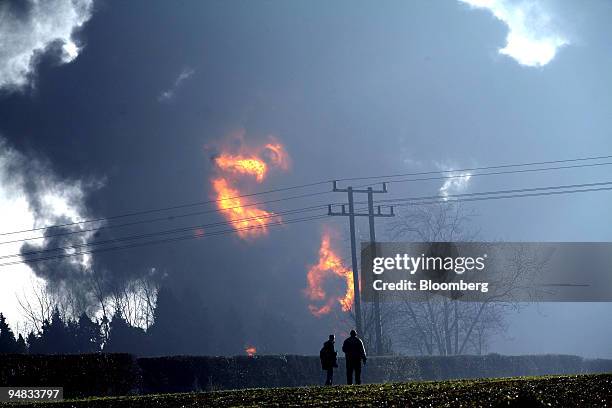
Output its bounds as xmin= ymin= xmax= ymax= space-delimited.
xmin=1 ymin=0 xmax=612 ymax=356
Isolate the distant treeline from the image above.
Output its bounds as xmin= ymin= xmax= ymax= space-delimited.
xmin=0 ymin=285 xmax=295 ymax=356
xmin=1 ymin=353 xmax=612 ymax=398
xmin=0 ymin=309 xmax=149 ymax=355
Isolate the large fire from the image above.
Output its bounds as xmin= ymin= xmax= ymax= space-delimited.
xmin=211 ymin=138 xmax=289 ymax=239
xmin=304 ymin=232 xmax=354 ymax=317
xmin=214 ymin=154 xmax=268 ymax=183
xmin=211 ymin=178 xmax=278 ymax=238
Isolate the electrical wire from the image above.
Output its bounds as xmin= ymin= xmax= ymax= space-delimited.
xmin=352 ymin=161 xmax=612 ymax=189
xmin=2 ymin=153 xmax=610 ymax=237
xmin=361 ymin=180 xmax=612 ymax=205
xmin=0 ymin=212 xmax=335 ymax=268
xmin=5 ymin=182 xmax=612 ymax=267
xmin=0 ymin=190 xmax=331 ymax=246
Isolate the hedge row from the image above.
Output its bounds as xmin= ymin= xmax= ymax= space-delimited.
xmin=138 ymin=355 xmax=322 ymax=392
xmin=1 ymin=353 xmax=611 ymax=397
xmin=0 ymin=354 xmax=139 ymax=398
xmin=138 ymin=354 xmax=612 ymax=392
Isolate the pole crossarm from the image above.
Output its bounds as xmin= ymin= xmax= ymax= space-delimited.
xmin=333 ymin=180 xmax=388 ymax=194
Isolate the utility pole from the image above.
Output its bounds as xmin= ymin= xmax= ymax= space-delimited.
xmin=328 ymin=181 xmax=394 ymax=355
xmin=368 ymin=186 xmax=389 ymax=355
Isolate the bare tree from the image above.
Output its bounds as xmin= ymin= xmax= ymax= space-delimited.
xmin=16 ymin=279 xmax=55 ymax=333
xmin=341 ymin=300 xmax=400 ymax=354
xmin=106 ymin=273 xmax=160 ymax=330
xmin=385 ymin=203 xmax=532 ymax=355
xmin=17 ymin=269 xmax=161 ymax=340
xmin=137 ymin=275 xmax=160 ymax=329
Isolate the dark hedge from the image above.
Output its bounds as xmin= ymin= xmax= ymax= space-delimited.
xmin=0 ymin=353 xmax=140 ymax=398
xmin=1 ymin=353 xmax=611 ymax=397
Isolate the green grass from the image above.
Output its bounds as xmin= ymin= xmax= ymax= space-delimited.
xmin=6 ymin=373 xmax=612 ymax=407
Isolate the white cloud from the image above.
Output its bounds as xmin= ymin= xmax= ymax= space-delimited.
xmin=0 ymin=0 xmax=94 ymax=91
xmin=439 ymin=173 xmax=472 ymax=199
xmin=0 ymin=138 xmax=99 ymax=331
xmin=459 ymin=0 xmax=569 ymax=67
xmin=158 ymin=67 xmax=195 ymax=102
xmin=436 ymin=162 xmax=472 ymax=199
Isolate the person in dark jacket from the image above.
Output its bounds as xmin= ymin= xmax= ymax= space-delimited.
xmin=319 ymin=334 xmax=338 ymax=385
xmin=342 ymin=329 xmax=367 ymax=385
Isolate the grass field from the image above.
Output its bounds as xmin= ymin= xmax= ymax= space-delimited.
xmin=6 ymin=373 xmax=611 ymax=407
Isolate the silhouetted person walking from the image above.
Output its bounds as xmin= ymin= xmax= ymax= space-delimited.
xmin=342 ymin=329 xmax=367 ymax=385
xmin=319 ymin=334 xmax=338 ymax=385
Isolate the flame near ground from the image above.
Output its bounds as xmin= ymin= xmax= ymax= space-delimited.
xmin=304 ymin=231 xmax=354 ymax=317
xmin=245 ymin=345 xmax=257 ymax=357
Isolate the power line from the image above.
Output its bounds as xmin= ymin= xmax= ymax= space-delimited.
xmin=352 ymin=161 xmax=612 ymax=189
xmin=7 ymin=181 xmax=612 ymax=267
xmin=366 ymin=180 xmax=612 ymax=205
xmin=0 ymin=181 xmax=331 ymax=237
xmin=7 ymin=180 xmax=612 ymax=263
xmin=1 ymin=204 xmax=329 ymax=261
xmin=338 ymin=153 xmax=612 ymax=183
xmin=0 ymin=190 xmax=331 ymax=246
xmin=384 ymin=185 xmax=612 ymax=207
xmin=7 ymin=160 xmax=608 ymax=245
xmin=0 ymin=212 xmax=335 ymax=268
xmin=2 ymin=152 xmax=611 ymax=237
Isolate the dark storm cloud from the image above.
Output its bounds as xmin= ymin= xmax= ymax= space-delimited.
xmin=0 ymin=0 xmax=611 ymax=355
xmin=20 ymin=221 xmax=92 ymax=288
xmin=4 ymin=140 xmax=162 ymax=299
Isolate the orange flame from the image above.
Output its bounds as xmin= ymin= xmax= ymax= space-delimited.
xmin=305 ymin=232 xmax=354 ymax=317
xmin=211 ymin=137 xmax=289 ymax=239
xmin=212 ymin=178 xmax=278 ymax=238
xmin=245 ymin=345 xmax=257 ymax=356
xmin=214 ymin=154 xmax=268 ymax=183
